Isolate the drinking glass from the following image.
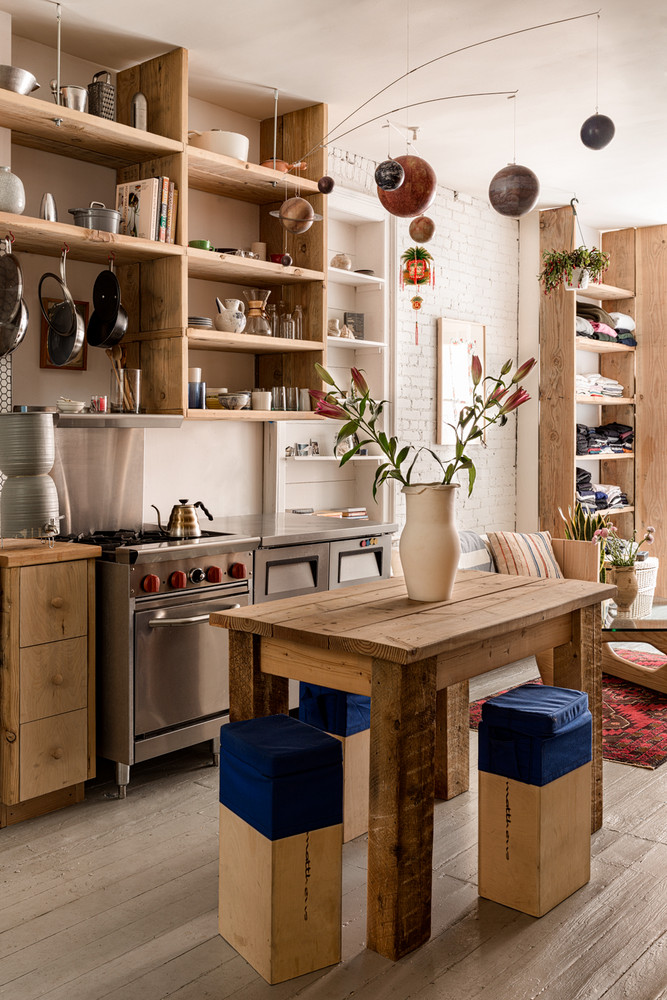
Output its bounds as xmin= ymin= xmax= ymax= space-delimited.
xmin=285 ymin=387 xmax=298 ymax=411
xmin=271 ymin=386 xmax=286 ymax=411
xmin=280 ymin=313 xmax=295 ymax=339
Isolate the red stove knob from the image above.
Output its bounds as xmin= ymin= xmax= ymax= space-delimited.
xmin=207 ymin=565 xmax=223 ymax=584
xmin=169 ymin=571 xmax=188 ymax=589
xmin=142 ymin=574 xmax=161 ymax=593
xmin=229 ymin=562 xmax=248 ymax=579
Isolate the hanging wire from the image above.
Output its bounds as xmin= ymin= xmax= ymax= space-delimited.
xmin=595 ymin=12 xmax=600 ymax=113
xmin=510 ymin=94 xmax=516 ymax=164
xmin=570 ymin=197 xmax=587 ymax=247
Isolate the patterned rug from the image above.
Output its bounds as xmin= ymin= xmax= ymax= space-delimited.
xmin=469 ymin=673 xmax=667 ymax=770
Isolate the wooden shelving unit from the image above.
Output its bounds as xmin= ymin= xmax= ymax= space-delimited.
xmin=186 ymin=329 xmax=323 ymax=354
xmin=187 ymin=248 xmax=323 ymax=285
xmin=187 ymin=147 xmax=319 ymax=202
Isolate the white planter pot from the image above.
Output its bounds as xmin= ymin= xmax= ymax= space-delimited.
xmin=564 ymin=267 xmax=590 ymax=291
xmin=399 ymin=483 xmax=460 ymax=602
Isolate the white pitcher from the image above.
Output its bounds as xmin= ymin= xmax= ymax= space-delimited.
xmin=215 ymin=297 xmax=246 ymax=334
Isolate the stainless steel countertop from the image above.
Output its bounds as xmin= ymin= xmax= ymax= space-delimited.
xmin=208 ymin=513 xmax=398 ymax=548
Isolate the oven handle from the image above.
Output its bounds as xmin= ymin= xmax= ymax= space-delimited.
xmin=148 ymin=604 xmax=241 ymax=628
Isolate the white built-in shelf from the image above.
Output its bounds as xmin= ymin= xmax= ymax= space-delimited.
xmin=576 ymin=338 xmax=635 ymax=355
xmin=327 ymin=267 xmax=384 ymax=288
xmin=576 ymin=282 xmax=634 ymax=302
xmin=327 ymin=336 xmax=385 ymax=351
xmin=286 ymin=455 xmax=382 ymax=461
xmin=576 ymin=453 xmax=634 ymax=461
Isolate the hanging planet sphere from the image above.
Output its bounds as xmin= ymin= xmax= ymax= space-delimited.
xmin=488 ymin=163 xmax=540 ymax=218
xmin=377 ymin=155 xmax=437 ymax=218
xmin=374 ymin=158 xmax=405 ymax=191
xmin=279 ymin=197 xmax=315 ymax=234
xmin=580 ymin=114 xmax=616 ymax=150
xmin=317 ymin=175 xmax=335 ymax=194
xmin=280 ymin=253 xmax=293 ymax=267
xmin=409 ymin=215 xmax=436 ymax=243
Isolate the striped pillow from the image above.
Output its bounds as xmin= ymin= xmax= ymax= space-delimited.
xmin=486 ymin=530 xmax=563 ymax=579
xmin=458 ymin=530 xmax=495 ymax=572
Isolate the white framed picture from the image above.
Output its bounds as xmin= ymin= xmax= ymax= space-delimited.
xmin=436 ymin=317 xmax=486 ymax=446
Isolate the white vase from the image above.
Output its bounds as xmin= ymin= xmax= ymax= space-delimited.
xmin=0 ymin=166 xmax=25 ymax=215
xmin=400 ymin=483 xmax=460 ymax=602
xmin=564 ymin=267 xmax=590 ymax=291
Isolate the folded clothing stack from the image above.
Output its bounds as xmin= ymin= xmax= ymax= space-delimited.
xmin=575 ymin=372 xmax=625 ymax=398
xmin=575 ymin=466 xmax=629 ymax=512
xmin=576 ymin=421 xmax=634 ymax=455
xmin=576 ymin=303 xmax=637 ymax=347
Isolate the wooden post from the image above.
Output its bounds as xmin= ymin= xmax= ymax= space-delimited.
xmin=553 ymin=605 xmax=602 ymax=832
xmin=434 ymin=681 xmax=469 ymax=799
xmin=367 ymin=655 xmax=436 ymax=960
xmin=228 ymin=631 xmax=288 ymax=722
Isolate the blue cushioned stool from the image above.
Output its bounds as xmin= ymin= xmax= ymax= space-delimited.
xmin=299 ymin=682 xmax=371 ymax=842
xmin=477 ymin=684 xmax=592 ymax=917
xmin=218 ymin=714 xmax=343 ymax=984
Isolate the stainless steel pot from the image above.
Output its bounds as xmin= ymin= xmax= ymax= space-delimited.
xmin=68 ymin=201 xmax=120 ymax=234
xmin=152 ymin=500 xmax=214 ymax=539
xmin=50 ymin=80 xmax=88 ymax=112
xmin=0 ymin=65 xmax=40 ymax=95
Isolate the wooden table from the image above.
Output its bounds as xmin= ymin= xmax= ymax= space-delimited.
xmin=211 ymin=570 xmax=613 ymax=962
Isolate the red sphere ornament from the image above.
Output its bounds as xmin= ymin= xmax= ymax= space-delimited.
xmin=317 ymin=175 xmax=335 ymax=194
xmin=377 ymin=155 xmax=437 ymax=218
xmin=488 ymin=163 xmax=540 ymax=218
xmin=409 ymin=215 xmax=435 ymax=243
xmin=279 ymin=196 xmax=315 ymax=233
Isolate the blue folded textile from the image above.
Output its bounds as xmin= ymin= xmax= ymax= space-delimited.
xmin=299 ymin=682 xmax=371 ymax=736
xmin=481 ymin=683 xmax=589 ymax=736
xmin=220 ymin=714 xmax=343 ymax=839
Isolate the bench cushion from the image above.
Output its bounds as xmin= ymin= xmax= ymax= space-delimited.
xmin=486 ymin=530 xmax=563 ymax=578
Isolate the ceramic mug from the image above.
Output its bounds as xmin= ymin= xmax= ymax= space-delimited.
xmin=251 ymin=390 xmax=272 ymax=410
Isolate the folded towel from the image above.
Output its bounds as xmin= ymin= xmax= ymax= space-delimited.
xmin=609 ymin=311 xmax=636 ymax=332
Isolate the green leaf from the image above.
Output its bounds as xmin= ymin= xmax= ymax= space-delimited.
xmin=396 ymin=446 xmax=410 ymax=467
xmin=339 ymin=444 xmax=361 ymax=466
xmin=338 ymin=420 xmax=360 ymax=439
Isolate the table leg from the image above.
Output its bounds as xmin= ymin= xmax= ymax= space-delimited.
xmin=553 ymin=605 xmax=602 ymax=833
xmin=367 ymin=655 xmax=437 ymax=961
xmin=228 ymin=631 xmax=289 ymax=722
xmin=434 ymin=681 xmax=469 ymax=799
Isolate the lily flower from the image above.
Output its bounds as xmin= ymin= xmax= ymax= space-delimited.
xmin=471 ymin=355 xmax=482 ymax=386
xmin=313 ymin=398 xmax=348 ymax=419
xmin=350 ymin=367 xmax=369 ymax=396
xmin=499 ymin=387 xmax=531 ymax=414
xmin=511 ymin=357 xmax=537 ymax=384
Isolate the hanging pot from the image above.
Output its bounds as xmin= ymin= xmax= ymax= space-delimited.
xmin=0 ymin=237 xmax=23 ymax=324
xmin=39 ymin=251 xmax=85 ymax=366
xmin=564 ymin=267 xmax=590 ymax=291
xmin=87 ymin=260 xmax=128 ymax=347
xmin=0 ymin=297 xmax=28 ymax=358
xmin=399 ymin=483 xmax=461 ymax=602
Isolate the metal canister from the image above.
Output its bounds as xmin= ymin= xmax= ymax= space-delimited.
xmin=131 ymin=92 xmax=148 ymax=131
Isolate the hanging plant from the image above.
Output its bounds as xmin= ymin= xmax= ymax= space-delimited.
xmin=538 ymin=245 xmax=609 ymax=294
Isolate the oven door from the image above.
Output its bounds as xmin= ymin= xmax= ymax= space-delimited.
xmin=133 ymin=589 xmax=249 ymax=737
xmin=253 ymin=542 xmax=330 ymax=604
xmin=328 ymin=534 xmax=391 ymax=589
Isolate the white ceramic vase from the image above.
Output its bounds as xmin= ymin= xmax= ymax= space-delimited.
xmin=0 ymin=166 xmax=25 ymax=215
xmin=400 ymin=483 xmax=460 ymax=602
xmin=564 ymin=266 xmax=590 ymax=291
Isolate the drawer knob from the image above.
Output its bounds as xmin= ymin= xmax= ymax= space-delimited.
xmin=52 ymin=746 xmax=64 ymax=760
xmin=50 ymin=597 xmax=64 ymax=609
xmin=52 ymin=673 xmax=64 ymax=686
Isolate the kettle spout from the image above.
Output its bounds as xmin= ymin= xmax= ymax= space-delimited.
xmin=151 ymin=504 xmax=166 ymax=534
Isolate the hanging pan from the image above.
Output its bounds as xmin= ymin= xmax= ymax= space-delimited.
xmin=86 ymin=258 xmax=128 ymax=347
xmin=38 ymin=248 xmax=85 ymax=366
xmin=0 ymin=236 xmax=23 ymax=325
xmin=0 ymin=297 xmax=28 ymax=358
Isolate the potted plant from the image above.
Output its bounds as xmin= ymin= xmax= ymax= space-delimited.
xmin=310 ymin=355 xmax=536 ymax=602
xmin=538 ymin=245 xmax=610 ymax=294
xmin=593 ymin=523 xmax=656 ymax=614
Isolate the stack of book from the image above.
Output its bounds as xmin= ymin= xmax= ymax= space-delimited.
xmin=313 ymin=507 xmax=368 ymax=519
xmin=115 ymin=176 xmax=178 ymax=242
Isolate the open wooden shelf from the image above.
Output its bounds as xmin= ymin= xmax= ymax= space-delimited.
xmin=187 ymin=147 xmax=319 ymax=202
xmin=575 ymin=395 xmax=635 ymax=405
xmin=576 ymin=337 xmax=635 ymax=354
xmin=1 ymin=212 xmax=183 ymax=264
xmin=0 ymin=89 xmax=182 ymax=167
xmin=187 ymin=247 xmax=323 ymax=285
xmin=576 ymin=453 xmax=634 ymax=461
xmin=576 ymin=282 xmax=634 ymax=301
xmin=186 ymin=329 xmax=324 ymax=354
xmin=187 ymin=409 xmax=324 ymax=421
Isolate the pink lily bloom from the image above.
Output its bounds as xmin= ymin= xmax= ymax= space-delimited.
xmin=350 ymin=367 xmax=369 ymax=396
xmin=314 ymin=399 xmax=348 ymax=419
xmin=511 ymin=357 xmax=537 ymax=384
xmin=471 ymin=355 xmax=482 ymax=386
xmin=500 ymin=386 xmax=530 ymax=414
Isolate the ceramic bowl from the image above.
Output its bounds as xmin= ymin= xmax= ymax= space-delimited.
xmin=218 ymin=392 xmax=251 ymax=410
xmin=56 ymin=397 xmax=86 ymax=413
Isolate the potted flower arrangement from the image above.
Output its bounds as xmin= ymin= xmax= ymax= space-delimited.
xmin=310 ymin=355 xmax=536 ymax=602
xmin=538 ymin=245 xmax=610 ymax=294
xmin=593 ymin=523 xmax=656 ymax=614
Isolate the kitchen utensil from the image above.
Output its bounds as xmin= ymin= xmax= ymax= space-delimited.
xmin=188 ymin=381 xmax=206 ymax=409
xmin=251 ymin=390 xmax=272 ymax=411
xmin=87 ymin=70 xmax=115 ymax=121
xmin=271 ymin=387 xmax=286 ymax=411
xmin=109 ymin=367 xmax=140 ymax=412
xmin=68 ymin=201 xmax=120 ymax=233
xmin=218 ymin=392 xmax=251 ymax=410
xmin=0 ymin=297 xmax=29 ymax=358
xmin=39 ymin=250 xmax=85 ymax=366
xmin=243 ymin=288 xmax=271 ymax=336
xmin=0 ymin=412 xmax=54 ymax=476
xmin=40 ymin=192 xmax=58 ymax=221
xmin=187 ymin=130 xmax=249 ymax=159
xmin=50 ymin=80 xmax=88 ymax=112
xmin=0 ymin=238 xmax=23 ymax=324
xmin=47 ymin=313 xmax=84 ymax=367
xmin=151 ymin=499 xmax=214 ymax=539
xmin=87 ymin=260 xmax=128 ymax=347
xmin=214 ymin=298 xmax=246 ymax=333
xmin=0 ymin=65 xmax=40 ymax=95
xmin=56 ymin=396 xmax=85 ymax=413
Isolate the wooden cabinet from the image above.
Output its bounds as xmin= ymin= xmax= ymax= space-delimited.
xmin=0 ymin=542 xmax=100 ymax=827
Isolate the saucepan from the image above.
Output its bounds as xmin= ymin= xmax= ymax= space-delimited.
xmin=87 ymin=259 xmax=128 ymax=347
xmin=38 ymin=250 xmax=85 ymax=366
xmin=0 ymin=239 xmax=28 ymax=358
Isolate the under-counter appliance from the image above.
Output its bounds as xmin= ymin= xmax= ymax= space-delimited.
xmin=59 ymin=528 xmax=258 ymax=797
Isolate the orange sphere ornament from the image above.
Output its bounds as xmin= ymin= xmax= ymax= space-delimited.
xmin=409 ymin=215 xmax=435 ymax=243
xmin=377 ymin=155 xmax=437 ymax=218
xmin=278 ymin=197 xmax=315 ymax=234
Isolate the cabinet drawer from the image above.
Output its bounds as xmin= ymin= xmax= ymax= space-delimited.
xmin=20 ymin=637 xmax=87 ymax=723
xmin=20 ymin=561 xmax=87 ymax=647
xmin=19 ymin=709 xmax=88 ymax=801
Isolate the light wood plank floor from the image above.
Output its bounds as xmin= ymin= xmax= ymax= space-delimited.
xmin=1 ymin=660 xmax=665 ymax=1000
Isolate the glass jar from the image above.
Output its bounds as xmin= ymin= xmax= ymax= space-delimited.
xmin=293 ymin=304 xmax=303 ymax=340
xmin=266 ymin=304 xmax=278 ymax=337
xmin=280 ymin=313 xmax=295 ymax=339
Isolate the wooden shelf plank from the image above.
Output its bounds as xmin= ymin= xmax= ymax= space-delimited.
xmin=0 ymin=89 xmax=182 ymax=167
xmin=575 ymin=396 xmax=635 ymax=405
xmin=576 ymin=337 xmax=635 ymax=354
xmin=187 ymin=248 xmax=323 ymax=285
xmin=327 ymin=267 xmax=384 ymax=288
xmin=576 ymin=453 xmax=634 ymax=461
xmin=576 ymin=282 xmax=634 ymax=301
xmin=2 ymin=212 xmax=182 ymax=264
xmin=605 ymin=506 xmax=635 ymax=515
xmin=327 ymin=336 xmax=385 ymax=350
xmin=186 ymin=329 xmax=324 ymax=354
xmin=186 ymin=409 xmax=324 ymax=421
xmin=187 ymin=147 xmax=319 ymax=202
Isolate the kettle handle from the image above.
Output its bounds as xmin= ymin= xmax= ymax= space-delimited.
xmin=194 ymin=501 xmax=213 ymax=521
xmin=151 ymin=504 xmax=166 ymax=533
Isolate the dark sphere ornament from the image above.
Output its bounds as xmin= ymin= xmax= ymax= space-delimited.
xmin=580 ymin=113 xmax=616 ymax=150
xmin=488 ymin=163 xmax=540 ymax=218
xmin=374 ymin=158 xmax=405 ymax=192
xmin=317 ymin=175 xmax=335 ymax=194
xmin=280 ymin=253 xmax=293 ymax=267
xmin=377 ymin=155 xmax=437 ymax=218
xmin=409 ymin=215 xmax=436 ymax=243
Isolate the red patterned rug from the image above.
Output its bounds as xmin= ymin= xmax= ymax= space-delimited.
xmin=469 ymin=673 xmax=667 ymax=770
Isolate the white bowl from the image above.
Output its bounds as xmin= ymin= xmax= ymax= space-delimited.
xmin=218 ymin=392 xmax=251 ymax=410
xmin=188 ymin=130 xmax=249 ymax=160
xmin=56 ymin=398 xmax=85 ymax=413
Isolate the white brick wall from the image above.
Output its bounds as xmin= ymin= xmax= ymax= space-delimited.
xmin=330 ymin=150 xmax=521 ymax=534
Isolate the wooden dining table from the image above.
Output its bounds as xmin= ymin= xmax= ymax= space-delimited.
xmin=211 ymin=569 xmax=613 ymax=962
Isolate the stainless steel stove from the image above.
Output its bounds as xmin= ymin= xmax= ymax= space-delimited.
xmin=62 ymin=528 xmax=260 ymax=797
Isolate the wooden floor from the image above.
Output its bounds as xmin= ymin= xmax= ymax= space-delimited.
xmin=1 ymin=660 xmax=666 ymax=1000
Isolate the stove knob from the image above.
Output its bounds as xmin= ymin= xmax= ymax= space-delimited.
xmin=190 ymin=567 xmax=206 ymax=584
xmin=206 ymin=565 xmax=223 ymax=584
xmin=229 ymin=562 xmax=248 ymax=579
xmin=170 ymin=571 xmax=188 ymax=589
xmin=142 ymin=574 xmax=161 ymax=593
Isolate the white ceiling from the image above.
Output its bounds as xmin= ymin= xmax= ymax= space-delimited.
xmin=3 ymin=0 xmax=667 ymax=230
